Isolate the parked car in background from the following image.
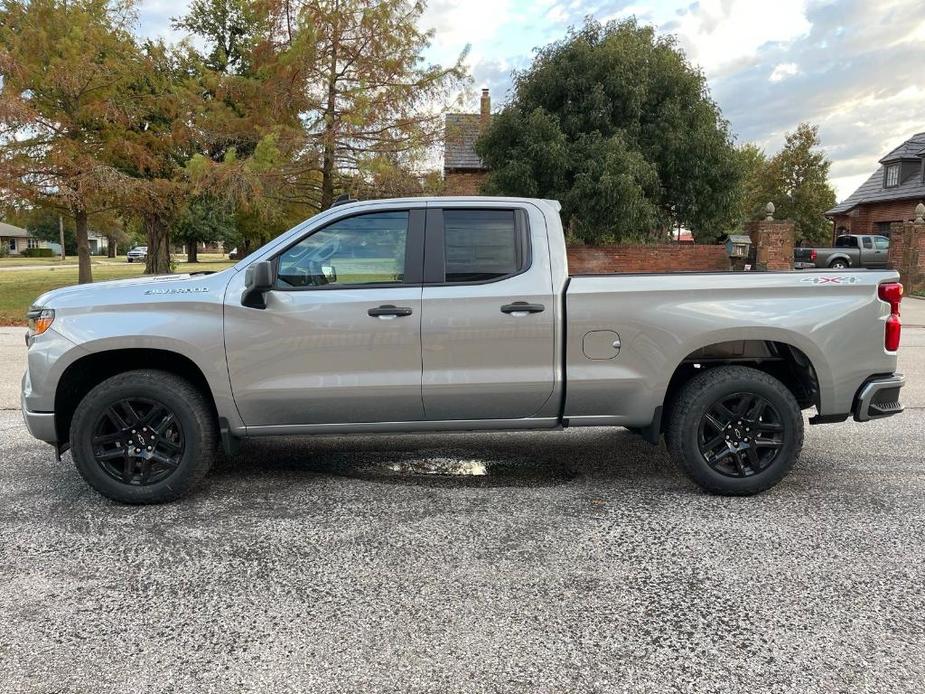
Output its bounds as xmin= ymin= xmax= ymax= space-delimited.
xmin=795 ymin=234 xmax=890 ymax=269
xmin=21 ymin=197 xmax=905 ymax=503
xmin=126 ymin=246 xmax=147 ymax=263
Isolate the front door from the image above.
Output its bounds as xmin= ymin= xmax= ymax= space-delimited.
xmin=224 ymin=208 xmax=425 ymax=426
xmin=420 ymin=205 xmax=557 ymax=421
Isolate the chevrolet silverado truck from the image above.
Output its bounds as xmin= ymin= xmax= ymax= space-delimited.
xmin=794 ymin=234 xmax=891 ymax=269
xmin=21 ymin=197 xmax=906 ymax=503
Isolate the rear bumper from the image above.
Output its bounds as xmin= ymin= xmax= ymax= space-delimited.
xmin=853 ymin=373 xmax=905 ymax=422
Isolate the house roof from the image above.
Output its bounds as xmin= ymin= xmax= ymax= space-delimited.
xmin=879 ymin=131 xmax=925 ymax=162
xmin=444 ymin=113 xmax=488 ymax=171
xmin=827 ymin=132 xmax=925 ymax=215
xmin=0 ymin=221 xmax=30 ymax=238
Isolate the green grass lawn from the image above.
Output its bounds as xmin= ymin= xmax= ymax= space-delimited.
xmin=0 ymin=257 xmax=234 ymax=325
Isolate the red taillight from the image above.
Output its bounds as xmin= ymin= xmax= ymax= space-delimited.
xmin=885 ymin=315 xmax=902 ymax=351
xmin=810 ymin=249 xmax=816 ymax=262
xmin=879 ymin=282 xmax=903 ymax=351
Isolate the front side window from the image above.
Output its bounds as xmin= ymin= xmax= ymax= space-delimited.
xmin=443 ymin=209 xmax=524 ymax=282
xmin=885 ymin=164 xmax=899 ymax=187
xmin=276 ymin=211 xmax=408 ymax=288
xmin=874 ymin=236 xmax=890 ymax=250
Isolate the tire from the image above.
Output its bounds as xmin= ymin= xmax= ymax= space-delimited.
xmin=69 ymin=369 xmax=217 ymax=503
xmin=829 ymin=259 xmax=849 ymax=269
xmin=666 ymin=366 xmax=803 ymax=496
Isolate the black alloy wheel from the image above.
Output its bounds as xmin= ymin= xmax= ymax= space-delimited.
xmin=697 ymin=392 xmax=785 ymax=478
xmin=91 ymin=398 xmax=185 ymax=486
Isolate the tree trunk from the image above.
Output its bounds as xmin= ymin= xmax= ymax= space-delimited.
xmin=143 ymin=212 xmax=172 ymax=274
xmin=74 ymin=209 xmax=92 ymax=284
xmin=107 ymin=235 xmax=116 ymax=258
xmin=320 ymin=9 xmax=339 ymax=209
xmin=187 ymin=239 xmax=198 ymax=263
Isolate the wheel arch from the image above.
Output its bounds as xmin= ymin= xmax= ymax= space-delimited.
xmin=661 ymin=338 xmax=823 ymax=432
xmin=54 ymin=348 xmax=219 ymax=445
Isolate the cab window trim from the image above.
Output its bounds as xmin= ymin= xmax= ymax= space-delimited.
xmin=270 ymin=208 xmax=425 ymax=291
xmin=423 ymin=207 xmax=532 ymax=286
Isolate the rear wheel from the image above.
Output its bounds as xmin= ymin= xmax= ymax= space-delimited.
xmin=69 ymin=370 xmax=216 ymax=503
xmin=666 ymin=366 xmax=803 ymax=495
xmin=829 ymin=259 xmax=849 ymax=269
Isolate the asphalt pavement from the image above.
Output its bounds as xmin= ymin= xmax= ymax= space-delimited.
xmin=0 ymin=302 xmax=923 ymax=693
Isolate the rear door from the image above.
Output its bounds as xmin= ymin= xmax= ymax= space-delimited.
xmin=419 ymin=203 xmax=557 ymax=421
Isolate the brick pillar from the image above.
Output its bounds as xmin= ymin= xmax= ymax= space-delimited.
xmin=745 ymin=218 xmax=795 ymax=271
xmin=889 ymin=215 xmax=925 ymax=294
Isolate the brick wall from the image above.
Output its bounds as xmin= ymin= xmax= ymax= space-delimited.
xmin=831 ymin=199 xmax=924 ymax=238
xmin=444 ymin=170 xmax=488 ymax=196
xmin=888 ymin=220 xmax=925 ymax=293
xmin=566 ymin=244 xmax=731 ymax=274
xmin=745 ymin=219 xmax=794 ymax=271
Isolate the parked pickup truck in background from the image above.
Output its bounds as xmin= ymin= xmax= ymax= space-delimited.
xmin=21 ymin=197 xmax=906 ymax=503
xmin=795 ymin=234 xmax=891 ymax=269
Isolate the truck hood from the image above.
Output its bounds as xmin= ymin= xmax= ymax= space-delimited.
xmin=33 ymin=270 xmax=233 ymax=308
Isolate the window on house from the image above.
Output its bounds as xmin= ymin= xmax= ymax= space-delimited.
xmin=27 ymin=237 xmax=39 ymax=249
xmin=876 ymin=222 xmax=897 ymax=237
xmin=885 ymin=164 xmax=900 ymax=187
xmin=7 ymin=239 xmax=15 ymax=252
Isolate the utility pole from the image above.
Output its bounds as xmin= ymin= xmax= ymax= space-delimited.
xmin=58 ymin=214 xmax=65 ymax=260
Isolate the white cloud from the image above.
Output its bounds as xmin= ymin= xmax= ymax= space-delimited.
xmin=769 ymin=62 xmax=799 ymax=82
xmin=668 ymin=0 xmax=811 ymax=75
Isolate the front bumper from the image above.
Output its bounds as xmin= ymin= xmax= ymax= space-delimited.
xmin=22 ymin=406 xmax=57 ymax=443
xmin=853 ymin=373 xmax=905 ymax=422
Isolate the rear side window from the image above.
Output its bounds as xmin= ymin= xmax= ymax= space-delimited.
xmin=443 ymin=210 xmax=524 ymax=282
xmin=862 ymin=237 xmax=873 ymax=249
xmin=835 ymin=236 xmax=857 ymax=248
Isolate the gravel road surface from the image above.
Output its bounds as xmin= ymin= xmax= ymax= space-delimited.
xmin=0 ymin=301 xmax=923 ymax=693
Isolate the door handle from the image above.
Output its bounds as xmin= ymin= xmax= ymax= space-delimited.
xmin=368 ymin=304 xmax=413 ymax=318
xmin=501 ymin=302 xmax=545 ymax=315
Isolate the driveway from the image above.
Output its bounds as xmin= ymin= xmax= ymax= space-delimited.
xmin=0 ymin=303 xmax=923 ymax=693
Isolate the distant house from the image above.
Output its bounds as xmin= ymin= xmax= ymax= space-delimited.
xmin=826 ymin=132 xmax=925 ymax=238
xmin=443 ymin=89 xmax=493 ymax=195
xmin=0 ymin=221 xmax=51 ymax=255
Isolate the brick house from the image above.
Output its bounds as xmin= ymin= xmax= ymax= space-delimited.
xmin=826 ymin=132 xmax=925 ymax=239
xmin=443 ymin=89 xmax=492 ymax=195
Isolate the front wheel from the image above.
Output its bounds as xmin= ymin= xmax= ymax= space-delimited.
xmin=666 ymin=366 xmax=804 ymax=495
xmin=69 ymin=370 xmax=217 ymax=503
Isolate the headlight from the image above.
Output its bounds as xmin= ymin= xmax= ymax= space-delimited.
xmin=26 ymin=307 xmax=55 ymax=341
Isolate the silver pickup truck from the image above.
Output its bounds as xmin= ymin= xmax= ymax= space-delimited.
xmin=22 ymin=197 xmax=905 ymax=503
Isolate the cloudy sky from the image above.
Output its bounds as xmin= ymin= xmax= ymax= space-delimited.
xmin=138 ymin=0 xmax=925 ymax=201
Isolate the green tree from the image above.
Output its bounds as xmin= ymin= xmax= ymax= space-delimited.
xmin=171 ymin=196 xmax=235 ymax=262
xmin=476 ymin=18 xmax=741 ymax=244
xmin=757 ymin=123 xmax=836 ymax=244
xmin=0 ymin=0 xmax=140 ymax=282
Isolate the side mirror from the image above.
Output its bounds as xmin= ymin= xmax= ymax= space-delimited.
xmin=242 ymin=260 xmax=276 ymax=309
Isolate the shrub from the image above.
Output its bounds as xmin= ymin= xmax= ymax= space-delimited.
xmin=21 ymin=247 xmax=55 ymax=257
